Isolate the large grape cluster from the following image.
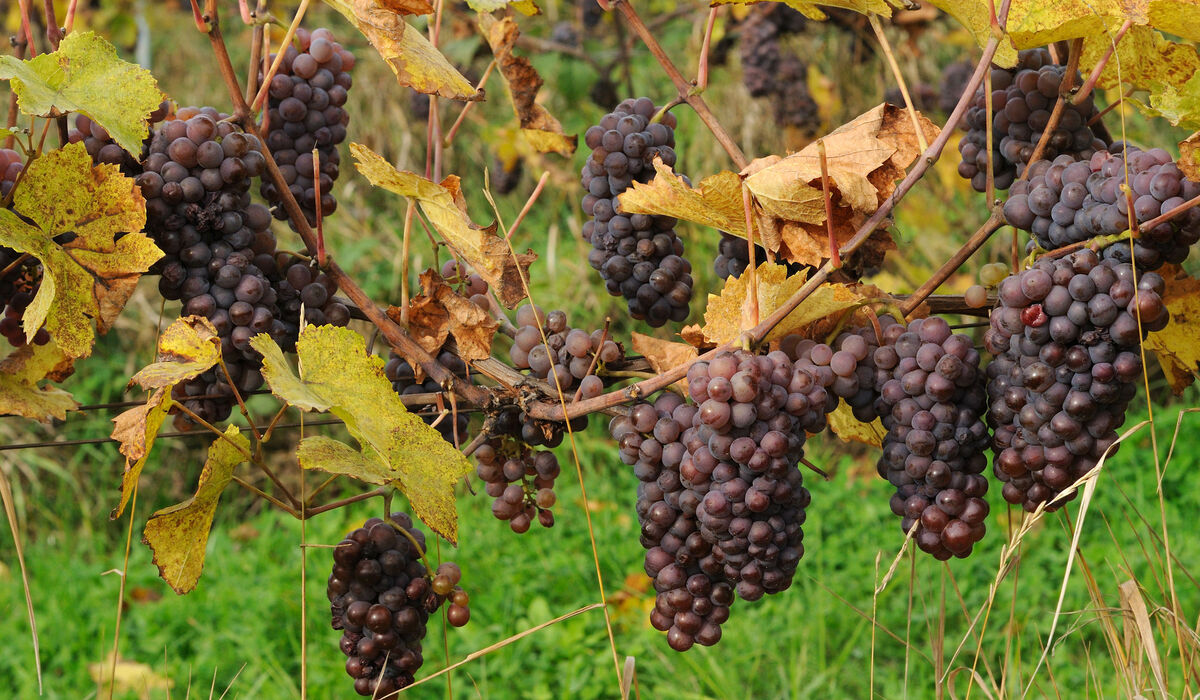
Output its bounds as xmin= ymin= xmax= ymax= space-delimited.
xmin=1004 ymin=146 xmax=1200 ymax=270
xmin=581 ymin=98 xmax=694 ymax=327
xmin=328 ymin=513 xmax=467 ymax=697
xmin=509 ymin=303 xmax=623 ymax=400
xmin=957 ymin=49 xmax=1108 ymax=192
xmin=984 ymin=250 xmax=1167 ymax=510
xmin=260 ymin=27 xmax=354 ymax=229
xmin=474 ymin=437 xmax=560 ymax=532
xmin=384 ymin=344 xmax=471 ymax=446
xmin=614 ymin=348 xmax=836 ymax=650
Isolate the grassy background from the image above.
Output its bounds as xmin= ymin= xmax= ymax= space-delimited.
xmin=1 ymin=2 xmax=1198 ymax=698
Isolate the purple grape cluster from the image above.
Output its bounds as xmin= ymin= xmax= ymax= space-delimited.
xmin=958 ymin=48 xmax=1108 ymax=192
xmin=738 ymin=5 xmax=819 ymax=132
xmin=985 ymin=250 xmax=1167 ymax=511
xmin=0 ymin=150 xmax=50 ymax=348
xmin=581 ymin=98 xmax=693 ymax=327
xmin=260 ymin=27 xmax=354 ymax=228
xmin=939 ymin=61 xmax=974 ymax=117
xmin=328 ymin=513 xmax=467 ymax=697
xmin=1004 ymin=145 xmax=1200 ymax=270
xmin=273 ymin=254 xmax=351 ymax=350
xmin=613 ymin=348 xmax=836 ymax=651
xmin=509 ymin=303 xmax=622 ymax=399
xmin=0 ymin=147 xmax=21 ymax=198
xmin=474 ymin=437 xmax=560 ymax=532
xmin=69 ymin=100 xmax=170 ymax=176
xmin=384 ymin=344 xmax=470 ymax=446
xmin=714 ymin=232 xmax=811 ymax=281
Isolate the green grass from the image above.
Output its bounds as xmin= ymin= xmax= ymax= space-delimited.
xmin=1 ymin=2 xmax=1199 ymax=699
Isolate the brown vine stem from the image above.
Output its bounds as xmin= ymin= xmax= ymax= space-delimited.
xmin=1072 ymin=18 xmax=1132 ymax=106
xmin=695 ymin=7 xmax=718 ymax=91
xmin=1139 ymin=191 xmax=1200 ymax=232
xmin=63 ymin=0 xmax=78 ymax=34
xmin=245 ymin=0 xmax=268 ymax=104
xmin=4 ymin=39 xmax=24 ymax=150
xmin=868 ymin=13 xmax=928 ymax=153
xmin=742 ymin=183 xmax=759 ymax=327
xmin=442 ymin=59 xmax=496 ymax=148
xmin=305 ymin=487 xmax=388 ymax=518
xmin=611 ymin=0 xmax=748 ymax=170
xmin=16 ymin=0 xmax=37 ymax=58
xmin=249 ymin=0 xmax=311 ymax=114
xmin=899 ymin=209 xmax=1004 ymax=316
xmin=1019 ymin=38 xmax=1082 ymax=179
xmin=42 ymin=0 xmax=61 ymax=50
xmin=505 ymin=171 xmax=550 ymax=243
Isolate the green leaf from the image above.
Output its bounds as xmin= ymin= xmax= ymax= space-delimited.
xmin=0 ymin=31 xmax=164 ymax=156
xmin=109 ymin=388 xmax=172 ymax=519
xmin=252 ymin=325 xmax=472 ymax=543
xmin=129 ymin=316 xmax=222 ymax=390
xmin=0 ymin=142 xmax=161 ymax=358
xmin=142 ymin=425 xmax=248 ymax=594
xmin=0 ymin=339 xmax=77 ymax=421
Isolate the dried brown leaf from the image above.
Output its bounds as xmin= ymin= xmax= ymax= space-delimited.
xmin=400 ymin=270 xmax=499 ymax=363
xmin=616 ymin=164 xmax=761 ymax=247
xmin=632 ymin=332 xmax=698 ymax=393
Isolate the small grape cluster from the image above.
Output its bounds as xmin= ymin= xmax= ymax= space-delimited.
xmin=939 ymin=61 xmax=974 ymax=117
xmin=713 ymin=232 xmax=808 ymax=281
xmin=0 ymin=147 xmax=24 ymax=197
xmin=509 ymin=303 xmax=622 ymax=399
xmin=260 ymin=27 xmax=354 ymax=228
xmin=474 ymin=437 xmax=560 ymax=532
xmin=273 ymin=254 xmax=351 ymax=348
xmin=69 ymin=100 xmax=170 ymax=175
xmin=738 ymin=4 xmax=818 ymax=132
xmin=1004 ymin=145 xmax=1200 ymax=270
xmin=957 ymin=49 xmax=1108 ymax=192
xmin=581 ymin=97 xmax=694 ymax=327
xmin=384 ymin=345 xmax=470 ymax=446
xmin=440 ymin=259 xmax=490 ymax=309
xmin=328 ymin=513 xmax=468 ymax=697
xmin=0 ymin=252 xmax=49 ymax=348
xmin=985 ymin=250 xmax=1167 ymax=511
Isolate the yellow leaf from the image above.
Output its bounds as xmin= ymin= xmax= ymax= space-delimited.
xmin=710 ymin=0 xmax=902 ymax=21
xmin=700 ymin=262 xmax=877 ymax=345
xmin=1180 ymin=131 xmax=1200 ymax=181
xmin=827 ymin=402 xmax=886 ymax=447
xmin=617 ymin=164 xmax=751 ymax=241
xmin=109 ymin=388 xmax=171 ymax=519
xmin=128 ymin=316 xmax=221 ymax=390
xmin=0 ymin=142 xmax=159 ymax=358
xmin=351 ymin=143 xmax=535 ymax=307
xmin=89 ymin=652 xmax=173 ymax=699
xmin=631 ymin=332 xmax=698 ymax=393
xmin=467 ymin=0 xmax=541 ymax=12
xmin=0 ymin=339 xmax=77 ymax=421
xmin=1144 ymin=268 xmax=1200 ymax=394
xmin=142 ymin=425 xmax=248 ymax=594
xmin=480 ymin=15 xmax=576 ymax=156
xmin=252 ymin=325 xmax=472 ymax=543
xmin=0 ymin=32 xmax=164 ymax=155
xmin=324 ymin=0 xmax=480 ymax=100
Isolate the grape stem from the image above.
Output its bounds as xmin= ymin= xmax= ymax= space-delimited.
xmin=694 ymin=7 xmax=719 ymax=93
xmin=42 ymin=0 xmax=61 ymax=50
xmin=899 ymin=209 xmax=1005 ymax=316
xmin=1071 ymin=18 xmax=1133 ymax=106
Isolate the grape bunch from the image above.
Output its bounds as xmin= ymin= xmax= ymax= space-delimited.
xmin=738 ymin=5 xmax=819 ymax=132
xmin=136 ymin=106 xmax=277 ymax=425
xmin=260 ymin=27 xmax=354 ymax=228
xmin=440 ymin=259 xmax=490 ymax=309
xmin=384 ymin=344 xmax=470 ymax=446
xmin=1004 ymin=145 xmax=1200 ymax=270
xmin=273 ymin=254 xmax=351 ymax=348
xmin=0 ymin=147 xmax=24 ymax=198
xmin=957 ymin=48 xmax=1108 ymax=192
xmin=714 ymin=232 xmax=809 ymax=281
xmin=0 ymin=254 xmax=49 ymax=348
xmin=939 ymin=61 xmax=974 ymax=117
xmin=581 ymin=97 xmax=694 ymax=326
xmin=69 ymin=100 xmax=171 ymax=175
xmin=473 ymin=437 xmax=560 ymax=532
xmin=985 ymin=250 xmax=1167 ymax=510
xmin=509 ymin=303 xmax=622 ymax=399
xmin=328 ymin=513 xmax=468 ymax=697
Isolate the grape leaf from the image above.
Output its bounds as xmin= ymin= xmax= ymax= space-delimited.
xmin=142 ymin=425 xmax=249 ymax=594
xmin=351 ymin=143 xmax=535 ymax=308
xmin=0 ymin=142 xmax=160 ymax=358
xmin=700 ymin=262 xmax=876 ymax=345
xmin=1179 ymin=131 xmax=1200 ymax=181
xmin=827 ymin=402 xmax=886 ymax=447
xmin=710 ymin=0 xmax=902 ymax=21
xmin=324 ymin=0 xmax=481 ymax=100
xmin=466 ymin=0 xmax=540 ymax=13
xmin=251 ymin=325 xmax=472 ymax=543
xmin=129 ymin=316 xmax=221 ymax=390
xmin=479 ymin=15 xmax=575 ymax=156
xmin=0 ymin=339 xmax=77 ymax=421
xmin=632 ymin=332 xmax=697 ymax=394
xmin=0 ymin=32 xmax=164 ymax=156
xmin=109 ymin=388 xmax=172 ymax=519
xmin=1146 ymin=69 xmax=1200 ymax=130
xmin=393 ymin=270 xmax=498 ymax=363
xmin=617 ymin=165 xmax=759 ymax=246
xmin=1144 ymin=267 xmax=1200 ymax=394
xmin=742 ymin=104 xmax=936 ymax=268
xmin=375 ymin=0 xmax=435 ymax=13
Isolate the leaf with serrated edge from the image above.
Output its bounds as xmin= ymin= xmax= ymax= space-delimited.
xmin=827 ymin=402 xmax=886 ymax=447
xmin=142 ymin=425 xmax=248 ymax=594
xmin=0 ymin=32 xmax=163 ymax=155
xmin=352 ymin=143 xmax=535 ymax=307
xmin=1144 ymin=266 xmax=1200 ymax=394
xmin=701 ymin=262 xmax=874 ymax=345
xmin=0 ymin=142 xmax=159 ymax=358
xmin=252 ymin=325 xmax=473 ymax=542
xmin=110 ymin=388 xmax=171 ymax=518
xmin=711 ymin=0 xmax=901 ymax=21
xmin=468 ymin=0 xmax=540 ymax=11
xmin=618 ymin=164 xmax=752 ymax=241
xmin=1180 ymin=132 xmax=1200 ymax=181
xmin=324 ymin=0 xmax=479 ymax=100
xmin=0 ymin=339 xmax=77 ymax=421
xmin=129 ymin=317 xmax=220 ymax=390
xmin=479 ymin=15 xmax=575 ymax=156
xmin=632 ymin=332 xmax=697 ymax=394
xmin=298 ymin=435 xmax=399 ymax=484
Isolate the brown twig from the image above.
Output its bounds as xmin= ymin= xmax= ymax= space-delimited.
xmin=42 ymin=0 xmax=61 ymax=49
xmin=63 ymin=0 xmax=78 ymax=34
xmin=442 ymin=59 xmax=496 ymax=148
xmin=245 ymin=0 xmax=268 ymax=105
xmin=695 ymin=7 xmax=718 ymax=92
xmin=899 ymin=209 xmax=1005 ymax=316
xmin=312 ymin=148 xmax=326 ymax=267
xmin=250 ymin=0 xmax=311 ymax=114
xmin=505 ymin=171 xmax=550 ymax=243
xmin=817 ymin=140 xmax=841 ymax=269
